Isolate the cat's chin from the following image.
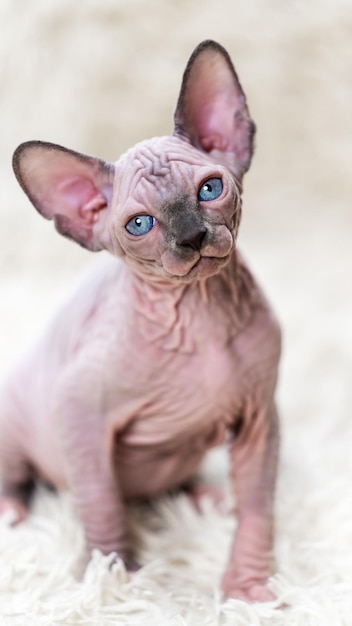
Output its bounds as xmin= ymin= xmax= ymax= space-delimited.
xmin=164 ymin=254 xmax=231 ymax=283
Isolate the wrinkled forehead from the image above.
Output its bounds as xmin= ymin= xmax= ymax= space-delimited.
xmin=113 ymin=136 xmax=219 ymax=206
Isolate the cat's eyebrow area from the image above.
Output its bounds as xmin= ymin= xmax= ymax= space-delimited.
xmin=116 ymin=151 xmax=193 ymax=210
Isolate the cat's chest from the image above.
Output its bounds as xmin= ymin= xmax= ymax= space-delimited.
xmin=97 ymin=265 xmax=260 ymax=448
xmin=118 ymin=346 xmax=239 ymax=452
xmin=116 ymin=295 xmax=244 ymax=447
xmin=112 ymin=332 xmax=242 ymax=497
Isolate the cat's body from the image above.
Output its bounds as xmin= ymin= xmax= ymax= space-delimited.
xmin=0 ymin=43 xmax=281 ymax=602
xmin=3 ymin=249 xmax=279 ymax=498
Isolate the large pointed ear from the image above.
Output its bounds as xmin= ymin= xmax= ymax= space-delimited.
xmin=12 ymin=141 xmax=114 ymax=251
xmin=174 ymin=40 xmax=255 ymax=180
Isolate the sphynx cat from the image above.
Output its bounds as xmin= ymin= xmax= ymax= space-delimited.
xmin=0 ymin=41 xmax=281 ymax=602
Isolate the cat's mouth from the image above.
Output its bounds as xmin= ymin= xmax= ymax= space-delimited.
xmin=187 ymin=253 xmax=231 ymax=278
xmin=163 ymin=251 xmax=231 ymax=282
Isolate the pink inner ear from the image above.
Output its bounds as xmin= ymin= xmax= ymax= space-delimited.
xmin=57 ymin=176 xmax=107 ymax=224
xmin=197 ymin=104 xmax=239 ymax=152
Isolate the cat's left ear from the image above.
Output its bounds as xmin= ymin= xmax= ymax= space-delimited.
xmin=173 ymin=40 xmax=255 ymax=180
xmin=13 ymin=141 xmax=114 ymax=251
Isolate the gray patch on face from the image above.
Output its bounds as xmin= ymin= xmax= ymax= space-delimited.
xmin=162 ymin=195 xmax=209 ymax=255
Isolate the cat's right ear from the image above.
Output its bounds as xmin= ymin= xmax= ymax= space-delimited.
xmin=173 ymin=40 xmax=255 ymax=180
xmin=13 ymin=141 xmax=115 ymax=251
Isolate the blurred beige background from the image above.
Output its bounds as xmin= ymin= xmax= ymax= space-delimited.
xmin=0 ymin=0 xmax=351 ymax=459
xmin=1 ymin=2 xmax=352 ymax=619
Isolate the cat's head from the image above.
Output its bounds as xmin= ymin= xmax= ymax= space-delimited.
xmin=13 ymin=40 xmax=255 ymax=284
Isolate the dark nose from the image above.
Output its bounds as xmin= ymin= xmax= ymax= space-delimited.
xmin=177 ymin=226 xmax=207 ymax=252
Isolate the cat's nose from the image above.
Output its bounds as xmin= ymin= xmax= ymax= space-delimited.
xmin=177 ymin=226 xmax=207 ymax=252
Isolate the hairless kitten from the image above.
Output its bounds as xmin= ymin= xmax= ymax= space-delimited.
xmin=0 ymin=41 xmax=281 ymax=602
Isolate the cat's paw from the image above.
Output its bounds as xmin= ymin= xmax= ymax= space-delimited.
xmin=222 ymin=574 xmax=276 ymax=603
xmin=0 ymin=496 xmax=29 ymax=525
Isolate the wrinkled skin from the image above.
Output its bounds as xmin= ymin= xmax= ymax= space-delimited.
xmin=0 ymin=41 xmax=281 ymax=602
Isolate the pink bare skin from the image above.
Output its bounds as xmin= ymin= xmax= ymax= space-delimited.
xmin=0 ymin=41 xmax=281 ymax=602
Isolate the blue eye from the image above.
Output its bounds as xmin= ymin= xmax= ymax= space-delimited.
xmin=125 ymin=215 xmax=156 ymax=236
xmin=198 ymin=178 xmax=223 ymax=202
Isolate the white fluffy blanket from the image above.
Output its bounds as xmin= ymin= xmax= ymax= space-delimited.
xmin=0 ymin=1 xmax=351 ymax=623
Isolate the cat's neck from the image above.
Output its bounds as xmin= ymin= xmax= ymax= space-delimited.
xmin=127 ymin=249 xmax=258 ymax=353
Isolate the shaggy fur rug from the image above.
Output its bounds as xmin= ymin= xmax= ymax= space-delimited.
xmin=0 ymin=1 xmax=351 ymax=624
